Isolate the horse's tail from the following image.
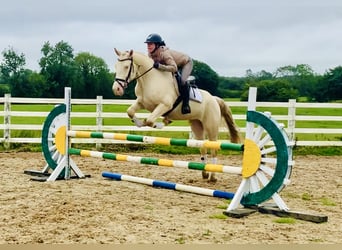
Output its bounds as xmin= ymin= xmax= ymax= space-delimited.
xmin=214 ymin=96 xmax=241 ymax=143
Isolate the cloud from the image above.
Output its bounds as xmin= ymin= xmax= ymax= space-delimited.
xmin=1 ymin=0 xmax=342 ymax=76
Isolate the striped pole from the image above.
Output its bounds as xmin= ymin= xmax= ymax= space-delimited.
xmin=102 ymin=171 xmax=235 ymax=199
xmin=67 ymin=130 xmax=243 ymax=151
xmin=69 ymin=148 xmax=242 ymax=175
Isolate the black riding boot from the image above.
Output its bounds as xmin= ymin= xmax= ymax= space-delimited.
xmin=180 ymin=83 xmax=191 ymax=114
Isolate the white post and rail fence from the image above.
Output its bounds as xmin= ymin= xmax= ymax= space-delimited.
xmin=1 ymin=94 xmax=342 ymax=149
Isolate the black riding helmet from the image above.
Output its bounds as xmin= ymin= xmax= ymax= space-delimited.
xmin=144 ymin=33 xmax=166 ymax=46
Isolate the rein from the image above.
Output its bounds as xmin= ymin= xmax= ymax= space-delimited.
xmin=115 ymin=57 xmax=153 ymax=89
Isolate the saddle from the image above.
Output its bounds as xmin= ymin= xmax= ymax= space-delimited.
xmin=175 ymin=73 xmax=202 ymax=102
xmin=162 ymin=74 xmax=202 ymax=116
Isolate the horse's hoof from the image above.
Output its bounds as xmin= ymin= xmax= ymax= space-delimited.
xmin=208 ymin=177 xmax=217 ymax=183
xmin=153 ymin=122 xmax=164 ymax=129
xmin=202 ymin=171 xmax=209 ymax=179
xmin=132 ymin=118 xmax=144 ymax=127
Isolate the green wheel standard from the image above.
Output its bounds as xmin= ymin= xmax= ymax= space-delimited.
xmin=41 ymin=104 xmax=67 ymax=171
xmin=241 ymin=110 xmax=293 ymax=206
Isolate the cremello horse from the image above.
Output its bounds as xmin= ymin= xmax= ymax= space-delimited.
xmin=113 ymin=49 xmax=240 ymax=181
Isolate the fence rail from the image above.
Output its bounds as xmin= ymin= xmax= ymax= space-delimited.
xmin=1 ymin=94 xmax=342 ymax=148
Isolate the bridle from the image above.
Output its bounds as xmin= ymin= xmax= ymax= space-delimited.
xmin=115 ymin=56 xmax=153 ymax=90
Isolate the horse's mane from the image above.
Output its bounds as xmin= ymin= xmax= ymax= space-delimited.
xmin=132 ymin=51 xmax=154 ymax=64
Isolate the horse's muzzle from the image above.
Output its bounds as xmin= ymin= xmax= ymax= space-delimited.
xmin=112 ymin=81 xmax=124 ymax=96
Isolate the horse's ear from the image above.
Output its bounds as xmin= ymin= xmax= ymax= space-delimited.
xmin=114 ymin=48 xmax=120 ymax=56
xmin=129 ymin=49 xmax=133 ymax=57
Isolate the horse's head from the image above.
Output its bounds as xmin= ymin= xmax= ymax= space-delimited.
xmin=113 ymin=48 xmax=135 ymax=96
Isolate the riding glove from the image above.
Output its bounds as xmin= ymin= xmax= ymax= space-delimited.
xmin=153 ymin=61 xmax=160 ymax=69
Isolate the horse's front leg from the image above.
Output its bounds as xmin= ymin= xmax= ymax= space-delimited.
xmin=127 ymin=101 xmax=144 ymax=127
xmin=144 ymin=103 xmax=172 ymax=129
xmin=208 ymin=149 xmax=218 ymax=182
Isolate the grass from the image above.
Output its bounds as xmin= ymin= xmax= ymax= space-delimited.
xmin=300 ymin=193 xmax=336 ymax=206
xmin=216 ymin=199 xmax=231 ymax=210
xmin=294 ymin=146 xmax=342 ymax=156
xmin=209 ymin=213 xmax=228 ymax=219
xmin=301 ymin=193 xmax=313 ymax=201
xmin=1 ymin=102 xmax=342 ymax=155
xmin=320 ymin=197 xmax=336 ymax=206
xmin=175 ymin=237 xmax=185 ymax=244
xmin=273 ymin=217 xmax=297 ymax=224
xmin=202 ymin=229 xmax=212 ymax=236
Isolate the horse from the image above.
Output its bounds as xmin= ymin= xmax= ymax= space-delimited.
xmin=112 ymin=48 xmax=240 ymax=181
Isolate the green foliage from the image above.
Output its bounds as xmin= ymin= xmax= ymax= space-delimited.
xmin=314 ymin=66 xmax=342 ymax=102
xmin=218 ymin=76 xmax=245 ymax=98
xmin=241 ymin=79 xmax=299 ymax=101
xmin=0 ymin=47 xmax=26 ymax=78
xmin=39 ymin=41 xmax=78 ymax=98
xmin=9 ymin=69 xmax=48 ymax=97
xmin=0 ymin=84 xmax=10 ymax=96
xmin=74 ymin=52 xmax=114 ymax=98
xmin=0 ymin=47 xmax=45 ymax=97
xmin=192 ymin=59 xmax=219 ymax=95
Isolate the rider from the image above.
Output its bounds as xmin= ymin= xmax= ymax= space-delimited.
xmin=145 ymin=33 xmax=193 ymax=114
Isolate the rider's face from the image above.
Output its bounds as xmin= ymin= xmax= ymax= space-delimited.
xmin=146 ymin=43 xmax=156 ymax=53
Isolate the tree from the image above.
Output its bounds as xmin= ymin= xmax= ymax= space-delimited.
xmin=241 ymin=79 xmax=299 ymax=101
xmin=74 ymin=52 xmax=114 ymax=98
xmin=10 ymin=69 xmax=48 ymax=97
xmin=0 ymin=47 xmax=25 ymax=79
xmin=0 ymin=83 xmax=10 ymax=96
xmin=0 ymin=47 xmax=49 ymax=97
xmin=245 ymin=69 xmax=274 ymax=81
xmin=0 ymin=47 xmax=26 ymax=95
xmin=218 ymin=76 xmax=245 ymax=98
xmin=192 ymin=60 xmax=219 ymax=95
xmin=39 ymin=41 xmax=78 ymax=97
xmin=314 ymin=66 xmax=342 ymax=102
xmin=274 ymin=64 xmax=317 ymax=98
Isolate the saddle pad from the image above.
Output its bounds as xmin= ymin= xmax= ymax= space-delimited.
xmin=189 ymin=86 xmax=202 ymax=103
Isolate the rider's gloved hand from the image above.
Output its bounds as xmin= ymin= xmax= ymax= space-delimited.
xmin=153 ymin=61 xmax=159 ymax=69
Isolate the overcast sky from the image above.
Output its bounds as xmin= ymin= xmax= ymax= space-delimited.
xmin=1 ymin=0 xmax=342 ymax=76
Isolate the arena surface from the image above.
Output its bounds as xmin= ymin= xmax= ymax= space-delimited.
xmin=0 ymin=152 xmax=341 ymax=244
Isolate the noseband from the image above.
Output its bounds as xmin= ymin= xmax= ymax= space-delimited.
xmin=115 ymin=58 xmax=134 ymax=90
xmin=115 ymin=57 xmax=154 ymax=90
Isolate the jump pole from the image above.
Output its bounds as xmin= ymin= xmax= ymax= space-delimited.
xmin=102 ymin=171 xmax=235 ymax=199
xmin=68 ymin=147 xmax=242 ymax=175
xmin=67 ymin=131 xmax=243 ymax=151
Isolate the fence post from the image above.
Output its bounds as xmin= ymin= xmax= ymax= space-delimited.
xmin=287 ymin=99 xmax=296 ymax=142
xmin=96 ymin=95 xmax=103 ymax=150
xmin=4 ymin=93 xmax=11 ymax=149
